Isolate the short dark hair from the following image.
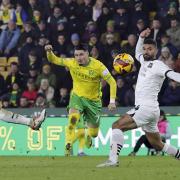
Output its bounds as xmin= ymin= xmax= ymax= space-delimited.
xmin=74 ymin=43 xmax=89 ymax=51
xmin=144 ymin=38 xmax=157 ymax=48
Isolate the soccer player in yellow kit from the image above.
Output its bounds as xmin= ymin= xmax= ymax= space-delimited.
xmin=45 ymin=44 xmax=117 ymax=155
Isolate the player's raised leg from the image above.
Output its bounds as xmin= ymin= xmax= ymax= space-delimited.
xmin=0 ymin=108 xmax=46 ymax=130
xmin=97 ymin=114 xmax=137 ymax=167
xmin=145 ymin=132 xmax=180 ymax=159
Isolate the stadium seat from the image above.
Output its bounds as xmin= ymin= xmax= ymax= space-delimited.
xmin=1 ymin=71 xmax=9 ymax=80
xmin=149 ymin=11 xmax=157 ymax=21
xmin=0 ymin=57 xmax=7 ymax=69
xmin=121 ymin=40 xmax=128 ymax=47
xmin=8 ymin=56 xmax=19 ymax=65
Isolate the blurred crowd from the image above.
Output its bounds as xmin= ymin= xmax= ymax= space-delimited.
xmin=0 ymin=0 xmax=180 ymax=108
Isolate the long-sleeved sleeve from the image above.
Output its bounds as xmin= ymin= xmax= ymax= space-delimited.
xmin=6 ymin=28 xmax=21 ymax=50
xmin=0 ymin=30 xmax=6 ymax=50
xmin=99 ymin=63 xmax=117 ymax=101
xmin=166 ymin=71 xmax=180 ymax=83
xmin=47 ymin=51 xmax=72 ymax=67
xmin=135 ymin=37 xmax=145 ymax=64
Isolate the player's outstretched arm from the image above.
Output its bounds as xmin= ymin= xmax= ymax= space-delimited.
xmin=106 ymin=76 xmax=117 ymax=111
xmin=45 ymin=44 xmax=66 ymax=66
xmin=135 ymin=28 xmax=151 ymax=62
xmin=166 ymin=71 xmax=180 ymax=83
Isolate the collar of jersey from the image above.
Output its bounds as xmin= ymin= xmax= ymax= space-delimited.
xmin=80 ymin=57 xmax=91 ymax=67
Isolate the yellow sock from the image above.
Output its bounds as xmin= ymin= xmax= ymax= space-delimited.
xmin=77 ymin=129 xmax=85 ymax=151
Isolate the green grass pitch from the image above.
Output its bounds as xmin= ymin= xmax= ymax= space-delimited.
xmin=0 ymin=156 xmax=179 ymax=180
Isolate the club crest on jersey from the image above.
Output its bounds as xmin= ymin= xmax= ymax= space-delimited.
xmin=89 ymin=70 xmax=94 ymax=76
xmin=148 ymin=63 xmax=153 ymax=68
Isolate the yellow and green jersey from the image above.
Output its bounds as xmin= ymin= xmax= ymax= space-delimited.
xmin=47 ymin=51 xmax=116 ymax=101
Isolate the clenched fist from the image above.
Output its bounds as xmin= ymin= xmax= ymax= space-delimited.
xmin=108 ymin=103 xmax=116 ymax=111
xmin=45 ymin=45 xmax=53 ymax=52
xmin=140 ymin=28 xmax=151 ymax=38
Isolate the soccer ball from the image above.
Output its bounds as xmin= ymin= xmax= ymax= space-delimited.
xmin=113 ymin=53 xmax=134 ymax=75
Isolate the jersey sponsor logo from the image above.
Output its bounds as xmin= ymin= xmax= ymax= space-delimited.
xmin=72 ymin=70 xmax=97 ymax=81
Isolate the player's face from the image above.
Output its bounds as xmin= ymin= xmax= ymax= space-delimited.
xmin=143 ymin=44 xmax=157 ymax=61
xmin=74 ymin=50 xmax=89 ymax=65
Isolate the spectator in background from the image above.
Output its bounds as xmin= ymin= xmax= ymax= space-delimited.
xmin=121 ymin=34 xmax=137 ymax=57
xmin=28 ymin=64 xmax=39 ymax=82
xmin=52 ymin=22 xmax=67 ymax=43
xmin=27 ymin=50 xmax=41 ymax=71
xmin=131 ymin=1 xmax=148 ymax=30
xmin=62 ymin=0 xmax=78 ymax=19
xmin=116 ymin=77 xmax=128 ymax=106
xmin=56 ymin=87 xmax=69 ymax=107
xmin=35 ymin=34 xmax=49 ymax=61
xmin=6 ymin=62 xmax=25 ymax=92
xmin=78 ymin=0 xmax=93 ymax=27
xmin=36 ymin=63 xmax=56 ymax=88
xmin=21 ymin=79 xmax=37 ymax=107
xmin=132 ymin=18 xmax=146 ymax=37
xmin=34 ymin=20 xmax=50 ymax=40
xmin=92 ymin=0 xmax=104 ymax=22
xmin=67 ymin=13 xmax=83 ymax=35
xmin=124 ymin=83 xmax=136 ymax=106
xmin=90 ymin=46 xmax=100 ymax=59
xmin=43 ymin=0 xmax=59 ymax=20
xmin=159 ymin=47 xmax=174 ymax=69
xmin=19 ymin=96 xmax=29 ymax=108
xmin=1 ymin=96 xmax=12 ymax=108
xmin=27 ymin=0 xmax=41 ymax=20
xmin=0 ymin=20 xmax=20 ymax=57
xmin=18 ymin=21 xmax=36 ymax=47
xmin=149 ymin=17 xmax=164 ymax=48
xmin=113 ymin=4 xmax=129 ymax=39
xmin=47 ymin=5 xmax=67 ymax=33
xmin=38 ymin=79 xmax=55 ymax=107
xmin=88 ymin=33 xmax=99 ymax=50
xmin=166 ymin=18 xmax=180 ymax=50
xmin=82 ymin=21 xmax=98 ymax=42
xmin=12 ymin=3 xmax=28 ymax=29
xmin=161 ymin=80 xmax=180 ymax=106
xmin=100 ymin=33 xmax=120 ymax=71
xmin=164 ymin=2 xmax=180 ymax=29
xmin=18 ymin=36 xmax=36 ymax=74
xmin=96 ymin=3 xmax=112 ymax=34
xmin=54 ymin=33 xmax=68 ymax=56
xmin=32 ymin=8 xmax=42 ymax=25
xmin=9 ymin=82 xmax=21 ymax=107
xmin=100 ymin=20 xmax=120 ymax=45
xmin=34 ymin=92 xmax=48 ymax=108
xmin=67 ymin=33 xmax=80 ymax=57
xmin=160 ymin=34 xmax=178 ymax=58
xmin=0 ymin=0 xmax=14 ymax=29
xmin=0 ymin=73 xmax=7 ymax=98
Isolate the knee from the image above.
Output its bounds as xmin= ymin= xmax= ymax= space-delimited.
xmin=68 ymin=113 xmax=80 ymax=129
xmin=88 ymin=128 xmax=99 ymax=138
xmin=149 ymin=141 xmax=164 ymax=151
xmin=112 ymin=116 xmax=125 ymax=130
